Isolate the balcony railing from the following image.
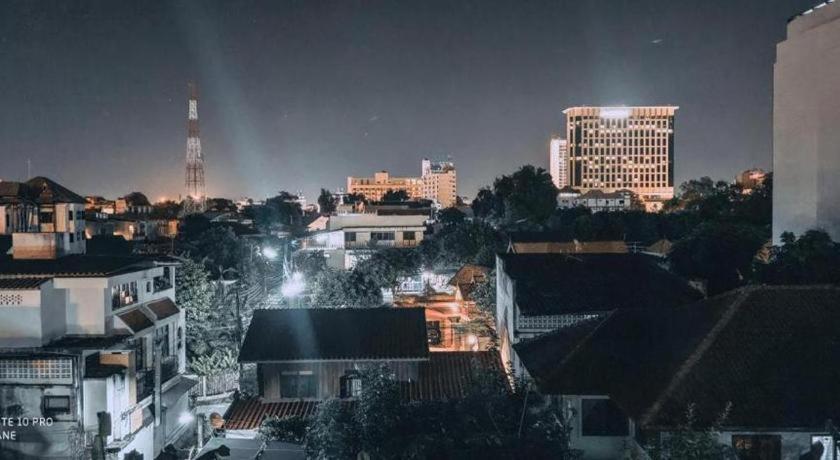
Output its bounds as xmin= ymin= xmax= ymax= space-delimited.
xmin=345 ymin=240 xmax=418 ymax=249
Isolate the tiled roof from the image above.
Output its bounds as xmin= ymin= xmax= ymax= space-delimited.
xmin=499 ymin=253 xmax=702 ymax=316
xmin=522 ymin=286 xmax=840 ymax=430
xmin=402 ymin=351 xmax=504 ymax=402
xmin=117 ymin=308 xmax=154 ymax=333
xmin=224 ymin=399 xmax=322 ymax=430
xmin=0 ymin=255 xmax=154 ymax=277
xmin=224 ymin=351 xmax=505 ymax=430
xmin=239 ymin=307 xmax=429 ymax=362
xmin=145 ymin=298 xmax=179 ymax=320
xmin=0 ymin=277 xmax=50 ymax=289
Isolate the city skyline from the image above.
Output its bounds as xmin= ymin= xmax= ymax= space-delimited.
xmin=0 ymin=0 xmax=818 ymax=201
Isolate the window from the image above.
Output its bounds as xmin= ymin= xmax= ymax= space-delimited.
xmin=279 ymin=371 xmax=316 ymax=398
xmin=69 ymin=233 xmax=74 ymax=243
xmin=156 ymin=324 xmax=171 ymax=357
xmin=68 ymin=210 xmax=73 ymax=221
xmin=177 ymin=326 xmax=183 ymax=350
xmin=146 ymin=281 xmax=151 ymax=293
xmin=403 ymin=231 xmax=416 ymax=241
xmin=76 ymin=210 xmax=84 ymax=220
xmin=371 ymin=232 xmax=395 ymax=241
xmin=43 ymin=395 xmax=71 ymax=416
xmin=344 ymin=232 xmax=357 ymax=243
xmin=426 ymin=321 xmax=442 ymax=345
xmin=134 ymin=339 xmax=146 ymax=371
xmin=39 ymin=211 xmax=53 ymax=224
xmin=732 ymin=434 xmax=781 ymax=460
xmin=581 ymin=398 xmax=628 ymax=436
xmin=340 ymin=371 xmax=362 ymax=398
xmin=111 ymin=281 xmax=138 ymax=309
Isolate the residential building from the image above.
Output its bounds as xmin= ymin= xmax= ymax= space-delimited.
xmin=495 ymin=253 xmax=701 ymax=377
xmin=513 ymin=286 xmax=840 ymax=460
xmin=421 ymin=158 xmax=458 ymax=208
xmin=564 ymin=106 xmax=677 ymax=212
xmin=0 ymin=177 xmax=193 ymax=460
xmin=299 ymin=213 xmax=427 ymax=269
xmin=347 ymin=159 xmax=458 ymax=208
xmin=0 ymin=177 xmax=86 ymax=258
xmin=773 ymin=0 xmax=840 ymax=243
xmin=115 ymin=193 xmax=153 ymax=215
xmin=506 ymin=232 xmax=629 ymax=254
xmin=549 ymin=137 xmax=568 ymax=189
xmin=347 ymin=171 xmax=424 ymax=202
xmin=555 ymin=188 xmax=638 ymax=212
xmin=224 ymin=307 xmax=503 ymax=437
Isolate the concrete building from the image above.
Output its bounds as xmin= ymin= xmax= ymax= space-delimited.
xmin=0 ymin=177 xmax=86 ymax=258
xmin=773 ymin=0 xmax=840 ymax=243
xmin=0 ymin=178 xmax=193 ymax=460
xmin=549 ymin=137 xmax=568 ymax=189
xmin=555 ymin=187 xmax=638 ymax=212
xmin=347 ymin=159 xmax=458 ymax=208
xmin=564 ymin=106 xmax=677 ymax=212
xmin=299 ymin=213 xmax=427 ymax=269
xmin=421 ymin=158 xmax=458 ymax=208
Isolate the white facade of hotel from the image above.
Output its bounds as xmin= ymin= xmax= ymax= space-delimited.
xmin=564 ymin=106 xmax=677 ymax=212
xmin=773 ymin=0 xmax=840 ymax=243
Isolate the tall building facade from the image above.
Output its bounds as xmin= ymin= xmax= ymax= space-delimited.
xmin=548 ymin=137 xmax=568 ymax=189
xmin=773 ymin=1 xmax=840 ymax=243
xmin=421 ymin=158 xmax=457 ymax=208
xmin=347 ymin=159 xmax=458 ymax=207
xmin=564 ymin=106 xmax=677 ymax=211
xmin=184 ymin=82 xmax=206 ymax=214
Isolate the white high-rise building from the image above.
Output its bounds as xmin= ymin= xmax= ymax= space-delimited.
xmin=549 ymin=137 xmax=568 ymax=189
xmin=773 ymin=0 xmax=840 ymax=243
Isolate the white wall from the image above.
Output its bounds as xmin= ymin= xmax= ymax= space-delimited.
xmin=773 ymin=1 xmax=840 ymax=243
xmin=0 ymin=288 xmax=44 ymax=347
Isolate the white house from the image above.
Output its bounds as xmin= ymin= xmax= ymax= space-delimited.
xmin=0 ymin=177 xmax=193 ymax=460
xmin=298 ymin=213 xmax=427 ymax=269
xmin=495 ymin=252 xmax=701 ymax=377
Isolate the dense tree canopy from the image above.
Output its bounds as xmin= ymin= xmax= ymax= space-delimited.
xmin=472 ymin=165 xmax=558 ymax=226
xmin=382 ymin=189 xmax=410 ymax=202
xmin=318 ymin=188 xmax=336 ymax=214
xmin=756 ymin=230 xmax=840 ymax=285
xmin=311 ymin=268 xmax=383 ymax=307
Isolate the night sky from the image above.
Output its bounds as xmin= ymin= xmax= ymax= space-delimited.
xmin=0 ymin=0 xmax=817 ymax=202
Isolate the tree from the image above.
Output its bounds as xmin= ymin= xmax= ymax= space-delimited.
xmin=318 ymin=188 xmax=337 ymax=214
xmin=438 ymin=207 xmax=466 ymax=227
xmin=382 ymin=189 xmax=410 ymax=202
xmin=260 ymin=415 xmax=310 ymax=445
xmin=474 ymin=165 xmax=558 ymax=225
xmin=647 ymin=403 xmax=736 ymax=460
xmin=305 ymin=399 xmax=358 ymax=459
xmin=419 ymin=221 xmax=505 ymax=269
xmin=756 ymin=230 xmax=840 ymax=285
xmin=669 ymin=222 xmax=766 ymax=295
xmin=354 ymin=248 xmax=421 ymax=293
xmin=188 ymin=226 xmax=244 ymax=276
xmin=293 ymin=250 xmax=328 ymax=280
xmin=311 ymin=268 xmax=383 ymax=307
xmin=471 ymin=187 xmax=496 ymax=219
xmin=175 ymin=259 xmax=214 ymax=360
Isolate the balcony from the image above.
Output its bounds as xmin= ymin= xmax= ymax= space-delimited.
xmin=153 ymin=275 xmax=173 ymax=293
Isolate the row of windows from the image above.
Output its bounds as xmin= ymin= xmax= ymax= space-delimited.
xmin=344 ymin=231 xmax=417 ymax=242
xmin=0 ymin=358 xmax=73 ymax=382
xmin=278 ymin=370 xmax=363 ymax=399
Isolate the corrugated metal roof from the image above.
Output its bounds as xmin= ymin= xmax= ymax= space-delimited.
xmin=0 ymin=277 xmax=49 ymax=289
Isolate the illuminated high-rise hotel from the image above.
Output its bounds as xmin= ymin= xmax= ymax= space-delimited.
xmin=564 ymin=106 xmax=677 ymax=211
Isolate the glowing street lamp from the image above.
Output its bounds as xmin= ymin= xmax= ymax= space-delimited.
xmin=281 ymin=272 xmax=305 ymax=299
xmin=261 ymin=246 xmax=278 ymax=260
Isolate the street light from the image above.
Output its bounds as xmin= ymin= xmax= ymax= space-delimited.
xmin=281 ymin=272 xmax=305 ymax=299
xmin=261 ymin=246 xmax=278 ymax=260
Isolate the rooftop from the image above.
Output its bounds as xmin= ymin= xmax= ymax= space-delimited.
xmin=225 ymin=351 xmax=504 ymax=430
xmin=239 ymin=307 xmax=429 ymax=362
xmin=518 ymin=286 xmax=840 ymax=430
xmin=0 ymin=254 xmax=156 ymax=278
xmin=499 ymin=253 xmax=701 ymax=316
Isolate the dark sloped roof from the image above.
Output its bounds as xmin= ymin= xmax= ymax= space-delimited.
xmin=513 ymin=316 xmax=605 ymax=383
xmin=647 ymin=286 xmax=840 ymax=429
xmin=0 ymin=181 xmax=37 ymax=204
xmin=525 ymin=286 xmax=840 ymax=430
xmin=145 ymin=298 xmax=180 ymax=320
xmin=507 ymin=231 xmax=573 ymax=243
xmin=500 ymin=253 xmax=702 ymax=316
xmin=239 ymin=307 xmax=429 ymax=362
xmin=0 ymin=255 xmax=153 ymax=277
xmin=25 ymin=177 xmax=85 ymax=204
xmin=117 ymin=308 xmax=154 ymax=333
xmin=0 ymin=277 xmax=50 ymax=289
